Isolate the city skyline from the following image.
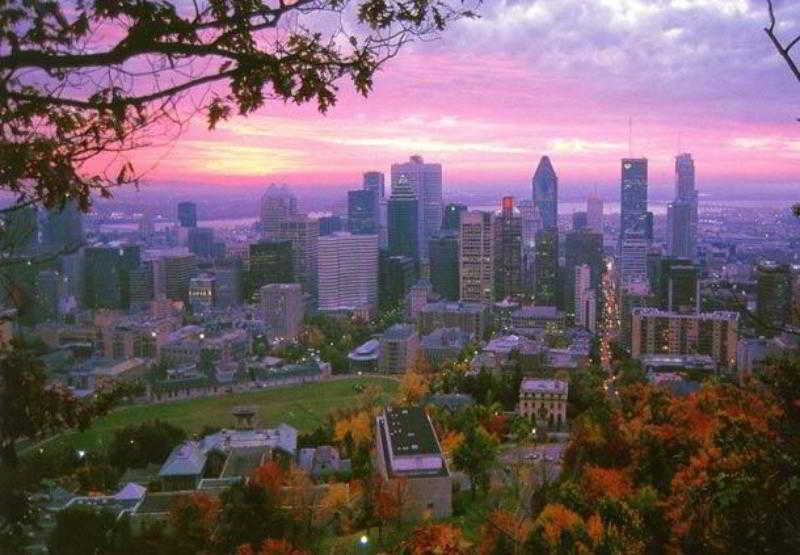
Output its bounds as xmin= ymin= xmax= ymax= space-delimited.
xmin=77 ymin=1 xmax=800 ymax=195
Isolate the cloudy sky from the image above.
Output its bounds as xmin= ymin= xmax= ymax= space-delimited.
xmin=125 ymin=0 xmax=800 ymax=197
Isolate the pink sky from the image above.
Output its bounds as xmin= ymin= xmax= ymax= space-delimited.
xmin=110 ymin=0 xmax=800 ymax=196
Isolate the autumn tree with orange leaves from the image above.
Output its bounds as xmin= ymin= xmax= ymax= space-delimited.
xmin=539 ymin=354 xmax=800 ymax=554
xmin=402 ymin=522 xmax=469 ymax=554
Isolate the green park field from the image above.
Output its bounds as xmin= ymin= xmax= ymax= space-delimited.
xmin=31 ymin=377 xmax=398 ymax=455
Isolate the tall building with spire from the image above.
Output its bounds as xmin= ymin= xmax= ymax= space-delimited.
xmin=532 ymin=156 xmax=558 ymax=230
xmin=260 ymin=185 xmax=298 ymax=239
xmin=390 ymin=155 xmax=442 ymax=258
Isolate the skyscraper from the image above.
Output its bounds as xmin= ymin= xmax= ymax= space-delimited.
xmin=428 ymin=231 xmax=460 ymax=301
xmin=620 ymin=231 xmax=648 ymax=286
xmin=348 ymin=189 xmax=379 ymax=235
xmin=363 ymin=171 xmax=386 ymax=199
xmin=259 ymin=283 xmax=304 ymax=341
xmin=658 ymin=258 xmax=699 ymax=313
xmin=756 ymin=261 xmax=791 ymax=337
xmin=518 ymin=199 xmax=541 ymax=293
xmin=620 ymin=158 xmax=648 ymax=248
xmin=159 ymin=252 xmax=196 ymax=302
xmin=534 ymin=228 xmax=559 ymax=306
xmin=575 ymin=264 xmax=597 ymax=333
xmin=387 ymin=175 xmax=419 ymax=259
xmin=188 ymin=227 xmax=215 ymax=259
xmin=277 ymin=215 xmax=319 ymax=305
xmin=189 ymin=274 xmax=216 ymax=314
xmin=563 ymin=230 xmax=604 ymax=315
xmin=83 ymin=244 xmax=141 ymax=310
xmin=177 ymin=201 xmax=197 ymax=228
xmin=460 ymin=211 xmax=495 ymax=303
xmin=670 ymin=153 xmax=698 ymax=261
xmin=260 ymin=185 xmax=298 ymax=239
xmin=572 ymin=211 xmax=588 ymax=231
xmin=247 ymin=240 xmax=294 ymax=299
xmin=443 ymin=203 xmax=468 ymax=231
xmin=586 ymin=194 xmax=604 ymax=234
xmin=667 ymin=201 xmax=694 ymax=260
xmin=379 ymin=253 xmax=417 ymax=308
xmin=493 ymin=197 xmax=523 ymax=300
xmin=532 ymin=156 xmax=558 ymax=230
xmin=391 ymin=155 xmax=442 ymax=257
xmin=318 ymin=232 xmax=378 ymax=314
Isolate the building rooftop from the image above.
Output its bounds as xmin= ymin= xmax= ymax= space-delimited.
xmin=382 ymin=323 xmax=417 ymax=341
xmin=633 ymin=308 xmax=739 ymax=321
xmin=384 ymin=406 xmax=440 ymax=457
xmin=512 ymin=306 xmax=563 ymax=318
xmin=422 ymin=301 xmax=486 ymax=314
xmin=520 ymin=378 xmax=569 ymax=395
xmin=421 ymin=327 xmax=471 ymax=348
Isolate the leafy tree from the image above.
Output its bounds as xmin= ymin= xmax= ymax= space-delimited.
xmin=107 ymin=420 xmax=187 ymax=470
xmin=402 ymin=522 xmax=468 ymax=554
xmin=215 ymin=481 xmax=291 ymax=553
xmin=0 ymin=339 xmax=137 ymax=468
xmin=73 ymin=462 xmax=120 ymax=493
xmin=452 ymin=421 xmax=497 ymax=495
xmin=167 ymin=492 xmax=220 ymax=555
xmin=0 ymin=0 xmax=478 ymax=211
xmin=47 ymin=504 xmax=130 ymax=555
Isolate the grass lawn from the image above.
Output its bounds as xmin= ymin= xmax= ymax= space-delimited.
xmin=30 ymin=377 xmax=397 ymax=455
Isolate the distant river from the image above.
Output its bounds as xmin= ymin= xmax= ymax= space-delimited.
xmin=97 ymin=199 xmax=793 ymax=232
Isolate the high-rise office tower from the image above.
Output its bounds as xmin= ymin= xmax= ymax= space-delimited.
xmin=260 ymin=185 xmax=298 ymax=239
xmin=188 ymin=274 xmax=216 ymax=314
xmin=575 ymin=264 xmax=597 ymax=333
xmin=669 ymin=153 xmax=698 ymax=261
xmin=259 ymin=283 xmax=304 ymax=341
xmin=631 ymin=308 xmax=738 ymax=370
xmin=213 ymin=259 xmax=242 ymax=309
xmin=379 ymin=253 xmax=417 ymax=307
xmin=572 ymin=211 xmax=588 ymax=231
xmin=138 ymin=209 xmax=155 ymax=237
xmin=247 ymin=240 xmax=294 ymax=299
xmin=129 ymin=261 xmax=155 ymax=312
xmin=42 ymin=200 xmax=84 ymax=251
xmin=428 ymin=231 xmax=460 ymax=301
xmin=83 ymin=244 xmax=141 ymax=310
xmin=493 ymin=197 xmax=523 ymax=300
xmin=443 ymin=203 xmax=468 ymax=231
xmin=534 ymin=228 xmax=559 ymax=306
xmin=318 ymin=215 xmax=345 ymax=236
xmin=177 ymin=201 xmax=197 ymax=228
xmin=363 ymin=171 xmax=386 ymax=199
xmin=532 ymin=156 xmax=558 ymax=230
xmin=563 ymin=230 xmax=604 ymax=316
xmin=586 ymin=194 xmax=604 ymax=234
xmin=277 ymin=215 xmax=319 ymax=305
xmin=460 ymin=211 xmax=495 ymax=303
xmin=658 ymin=258 xmax=699 ymax=313
xmin=518 ymin=199 xmax=541 ymax=293
xmin=318 ymin=232 xmax=378 ymax=314
xmin=348 ymin=189 xmax=379 ymax=235
xmin=620 ymin=158 xmax=648 ymax=249
xmin=390 ymin=155 xmax=442 ymax=257
xmin=756 ymin=261 xmax=792 ymax=336
xmin=387 ymin=175 xmax=419 ymax=259
xmin=188 ymin=227 xmax=215 ymax=259
xmin=159 ymin=252 xmax=196 ymax=302
xmin=620 ymin=231 xmax=648 ymax=286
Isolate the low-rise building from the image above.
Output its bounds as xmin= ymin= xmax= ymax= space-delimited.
xmin=379 ymin=324 xmax=419 ymax=373
xmin=517 ymin=379 xmax=568 ymax=429
xmin=420 ymin=327 xmax=470 ymax=366
xmin=418 ymin=301 xmax=489 ymax=340
xmin=348 ymin=338 xmax=380 ymax=373
xmin=510 ymin=306 xmax=566 ymax=332
xmin=375 ymin=406 xmax=451 ymax=519
xmin=297 ymin=445 xmax=351 ymax=478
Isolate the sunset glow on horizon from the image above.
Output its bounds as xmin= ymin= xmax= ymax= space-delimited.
xmin=105 ymin=0 xmax=800 ymax=194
